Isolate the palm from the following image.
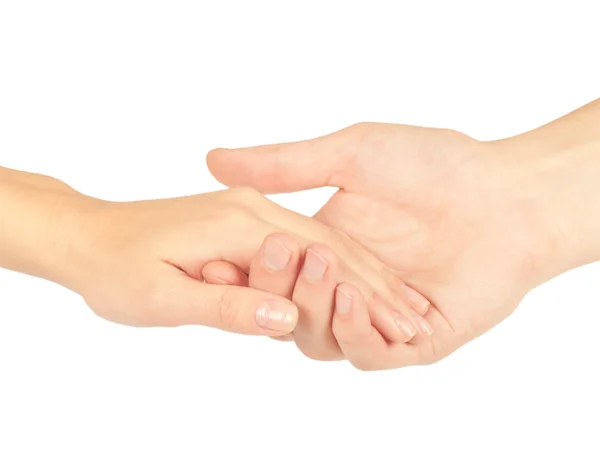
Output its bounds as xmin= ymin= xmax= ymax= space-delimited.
xmin=314 ymin=129 xmax=542 ymax=356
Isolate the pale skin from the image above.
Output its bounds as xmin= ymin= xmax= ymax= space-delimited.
xmin=207 ymin=98 xmax=600 ymax=370
xmin=0 ymin=167 xmax=430 ymax=342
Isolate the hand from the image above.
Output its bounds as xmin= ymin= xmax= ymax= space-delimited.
xmin=30 ymin=182 xmax=425 ymax=338
xmin=207 ymin=123 xmax=556 ymax=369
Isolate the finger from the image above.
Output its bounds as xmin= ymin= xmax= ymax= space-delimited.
xmin=387 ymin=288 xmax=434 ymax=339
xmin=206 ymin=127 xmax=356 ymax=193
xmin=331 ymin=283 xmax=389 ymax=369
xmin=157 ymin=274 xmax=298 ymax=336
xmin=387 ymin=277 xmax=431 ymax=316
xmin=291 ymin=244 xmax=343 ymax=361
xmin=202 ymin=261 xmax=248 ymax=286
xmin=248 ymin=233 xmax=301 ymax=299
xmin=404 ymin=307 xmax=435 ymax=338
xmin=332 ymin=283 xmax=421 ymax=371
xmin=368 ymin=294 xmax=417 ymax=344
xmin=401 ymin=283 xmax=431 ymax=316
xmin=246 ymin=234 xmax=302 ymax=345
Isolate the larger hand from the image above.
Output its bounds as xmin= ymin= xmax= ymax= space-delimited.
xmin=208 ymin=123 xmax=557 ymax=368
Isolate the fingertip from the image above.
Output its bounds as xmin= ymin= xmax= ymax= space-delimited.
xmin=335 ymin=282 xmax=357 ymax=315
xmin=255 ymin=298 xmax=299 ymax=335
xmin=205 ymin=148 xmax=221 ymax=169
xmin=265 ymin=233 xmax=301 ymax=254
xmin=202 ymin=261 xmax=248 ymax=286
xmin=333 ymin=283 xmax=371 ymax=338
xmin=290 ymin=243 xmax=342 ymax=362
xmin=401 ymin=307 xmax=435 ymax=338
xmin=401 ymin=283 xmax=431 ymax=316
xmin=305 ymin=243 xmax=339 ymax=266
xmin=206 ymin=148 xmax=236 ymax=182
xmin=369 ymin=295 xmax=418 ymax=344
xmin=255 ymin=233 xmax=300 ymax=276
xmin=249 ymin=233 xmax=302 ymax=300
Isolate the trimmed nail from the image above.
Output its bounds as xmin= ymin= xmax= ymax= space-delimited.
xmin=412 ymin=314 xmax=434 ymax=336
xmin=335 ymin=287 xmax=352 ymax=315
xmin=203 ymin=275 xmax=230 ymax=285
xmin=303 ymin=249 xmax=329 ymax=281
xmin=263 ymin=238 xmax=292 ymax=271
xmin=403 ymin=284 xmax=430 ymax=311
xmin=392 ymin=312 xmax=417 ymax=337
xmin=255 ymin=301 xmax=297 ymax=333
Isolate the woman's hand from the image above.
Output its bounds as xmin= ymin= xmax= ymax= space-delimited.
xmin=74 ymin=188 xmax=429 ymax=337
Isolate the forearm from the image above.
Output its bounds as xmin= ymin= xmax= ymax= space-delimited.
xmin=493 ymin=99 xmax=600 ymax=280
xmin=0 ymin=167 xmax=97 ymax=289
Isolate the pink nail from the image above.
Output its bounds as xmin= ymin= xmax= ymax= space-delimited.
xmin=403 ymin=284 xmax=430 ymax=311
xmin=335 ymin=287 xmax=352 ymax=315
xmin=392 ymin=312 xmax=417 ymax=337
xmin=412 ymin=314 xmax=434 ymax=336
xmin=263 ymin=238 xmax=292 ymax=271
xmin=303 ymin=249 xmax=329 ymax=281
xmin=256 ymin=301 xmax=297 ymax=332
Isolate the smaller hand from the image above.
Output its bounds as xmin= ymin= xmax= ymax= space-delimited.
xmin=204 ymin=234 xmax=432 ymax=364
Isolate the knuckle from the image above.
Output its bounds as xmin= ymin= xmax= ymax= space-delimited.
xmin=216 ymin=291 xmax=239 ymax=331
xmin=227 ymin=186 xmax=264 ymax=205
xmin=347 ymin=121 xmax=374 ymax=136
xmin=218 ymin=188 xmax=268 ymax=228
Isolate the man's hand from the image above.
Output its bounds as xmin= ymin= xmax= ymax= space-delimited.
xmin=207 ymin=122 xmax=561 ymax=369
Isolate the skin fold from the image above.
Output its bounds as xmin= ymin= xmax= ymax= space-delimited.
xmin=207 ymin=98 xmax=600 ymax=370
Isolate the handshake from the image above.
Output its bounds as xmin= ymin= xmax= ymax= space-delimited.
xmin=3 ymin=100 xmax=599 ymax=370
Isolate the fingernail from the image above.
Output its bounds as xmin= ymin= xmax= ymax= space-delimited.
xmin=256 ymin=301 xmax=297 ymax=333
xmin=263 ymin=238 xmax=292 ymax=271
xmin=412 ymin=314 xmax=434 ymax=336
xmin=392 ymin=312 xmax=417 ymax=337
xmin=303 ymin=249 xmax=329 ymax=281
xmin=403 ymin=284 xmax=430 ymax=310
xmin=335 ymin=287 xmax=352 ymax=315
xmin=203 ymin=275 xmax=230 ymax=285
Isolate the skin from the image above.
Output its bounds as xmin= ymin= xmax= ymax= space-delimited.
xmin=207 ymin=98 xmax=600 ymax=370
xmin=0 ymin=167 xmax=429 ymax=340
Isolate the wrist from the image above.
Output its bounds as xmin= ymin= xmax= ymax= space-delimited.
xmin=0 ymin=170 xmax=109 ymax=293
xmin=487 ymin=131 xmax=600 ymax=283
xmin=42 ymin=190 xmax=111 ymax=294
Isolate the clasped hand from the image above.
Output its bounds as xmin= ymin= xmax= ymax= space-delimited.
xmin=48 ymin=117 xmax=580 ymax=371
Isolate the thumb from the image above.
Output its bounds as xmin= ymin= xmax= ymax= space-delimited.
xmin=206 ymin=126 xmax=358 ymax=194
xmin=166 ymin=276 xmax=298 ymax=336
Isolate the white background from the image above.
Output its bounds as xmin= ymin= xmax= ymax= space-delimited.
xmin=1 ymin=1 xmax=599 ymax=467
